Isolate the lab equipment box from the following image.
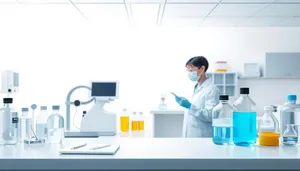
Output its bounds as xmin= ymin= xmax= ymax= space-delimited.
xmin=265 ymin=53 xmax=300 ymax=78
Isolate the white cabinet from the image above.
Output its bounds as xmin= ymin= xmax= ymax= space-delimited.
xmin=206 ymin=72 xmax=238 ymax=96
xmin=150 ymin=110 xmax=184 ymax=138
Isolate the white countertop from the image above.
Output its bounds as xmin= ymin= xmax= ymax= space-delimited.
xmin=150 ymin=110 xmax=184 ymax=114
xmin=0 ymin=138 xmax=300 ymax=170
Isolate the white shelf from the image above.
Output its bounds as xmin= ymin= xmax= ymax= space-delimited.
xmin=206 ymin=72 xmax=238 ymax=97
xmin=150 ymin=110 xmax=184 ymax=115
xmin=239 ymin=76 xmax=300 ymax=79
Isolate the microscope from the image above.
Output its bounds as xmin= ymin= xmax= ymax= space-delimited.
xmin=64 ymin=81 xmax=119 ymax=138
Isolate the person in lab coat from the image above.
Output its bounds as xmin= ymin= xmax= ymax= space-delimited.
xmin=175 ymin=56 xmax=220 ymax=138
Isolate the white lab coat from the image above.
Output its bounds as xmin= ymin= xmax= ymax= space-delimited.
xmin=182 ymin=77 xmax=220 ymax=138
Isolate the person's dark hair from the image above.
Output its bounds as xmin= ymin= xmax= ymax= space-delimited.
xmin=185 ymin=56 xmax=209 ymax=72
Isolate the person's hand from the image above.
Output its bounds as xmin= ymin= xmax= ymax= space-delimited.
xmin=175 ymin=96 xmax=191 ymax=109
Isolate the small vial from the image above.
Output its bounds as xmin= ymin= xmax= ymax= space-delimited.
xmin=131 ymin=112 xmax=138 ymax=132
xmin=19 ymin=108 xmax=32 ymax=142
xmin=138 ymin=112 xmax=144 ymax=132
xmin=120 ymin=109 xmax=130 ymax=132
xmin=283 ymin=124 xmax=298 ymax=146
xmin=36 ymin=106 xmax=49 ymax=139
xmin=47 ymin=105 xmax=64 ymax=144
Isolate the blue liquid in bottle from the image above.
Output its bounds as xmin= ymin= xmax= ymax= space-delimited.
xmin=283 ymin=137 xmax=298 ymax=146
xmin=212 ymin=126 xmax=233 ymax=145
xmin=233 ymin=111 xmax=257 ymax=146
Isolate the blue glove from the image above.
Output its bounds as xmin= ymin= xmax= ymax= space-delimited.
xmin=175 ymin=96 xmax=191 ymax=109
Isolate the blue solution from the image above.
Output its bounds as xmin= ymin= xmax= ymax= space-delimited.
xmin=212 ymin=126 xmax=233 ymax=145
xmin=283 ymin=137 xmax=298 ymax=146
xmin=233 ymin=112 xmax=257 ymax=146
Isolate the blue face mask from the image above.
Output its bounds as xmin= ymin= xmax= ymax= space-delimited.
xmin=188 ymin=71 xmax=200 ymax=82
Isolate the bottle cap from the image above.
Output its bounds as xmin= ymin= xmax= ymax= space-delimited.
xmin=287 ymin=95 xmax=297 ymax=101
xmin=240 ymin=88 xmax=249 ymax=94
xmin=264 ymin=106 xmax=273 ymax=111
xmin=22 ymin=108 xmax=29 ymax=112
xmin=40 ymin=106 xmax=47 ymax=110
xmin=52 ymin=105 xmax=60 ymax=110
xmin=219 ymin=95 xmax=229 ymax=101
xmin=31 ymin=104 xmax=37 ymax=110
xmin=3 ymin=98 xmax=13 ymax=104
xmin=83 ymin=111 xmax=87 ymax=114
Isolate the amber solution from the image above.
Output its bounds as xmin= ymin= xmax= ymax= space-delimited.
xmin=120 ymin=116 xmax=130 ymax=132
xmin=259 ymin=132 xmax=280 ymax=146
xmin=215 ymin=69 xmax=227 ymax=72
xmin=131 ymin=120 xmax=144 ymax=132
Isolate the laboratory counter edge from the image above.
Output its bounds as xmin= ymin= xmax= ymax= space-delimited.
xmin=1 ymin=138 xmax=300 ymax=170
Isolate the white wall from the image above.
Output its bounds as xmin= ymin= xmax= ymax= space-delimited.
xmin=1 ymin=4 xmax=300 ymax=130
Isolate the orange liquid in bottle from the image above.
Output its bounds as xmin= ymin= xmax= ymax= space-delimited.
xmin=131 ymin=121 xmax=139 ymax=132
xmin=259 ymin=132 xmax=280 ymax=146
xmin=138 ymin=121 xmax=144 ymax=131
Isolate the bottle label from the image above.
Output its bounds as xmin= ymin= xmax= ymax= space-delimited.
xmin=12 ymin=117 xmax=19 ymax=124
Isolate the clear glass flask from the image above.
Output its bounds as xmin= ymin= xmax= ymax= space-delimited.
xmin=36 ymin=106 xmax=48 ymax=139
xmin=47 ymin=105 xmax=64 ymax=143
xmin=280 ymin=95 xmax=299 ymax=142
xmin=0 ymin=98 xmax=19 ymax=145
xmin=19 ymin=108 xmax=32 ymax=142
xmin=120 ymin=108 xmax=130 ymax=132
xmin=258 ymin=106 xmax=280 ymax=146
xmin=233 ymin=88 xmax=257 ymax=146
xmin=282 ymin=124 xmax=298 ymax=146
xmin=212 ymin=95 xmax=235 ymax=145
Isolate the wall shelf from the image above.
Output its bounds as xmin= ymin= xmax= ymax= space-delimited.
xmin=239 ymin=76 xmax=300 ymax=80
xmin=206 ymin=72 xmax=238 ymax=96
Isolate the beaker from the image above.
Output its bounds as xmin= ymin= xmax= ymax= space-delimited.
xmin=283 ymin=124 xmax=298 ymax=146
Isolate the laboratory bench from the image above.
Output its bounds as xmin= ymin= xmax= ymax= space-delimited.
xmin=0 ymin=137 xmax=300 ymax=170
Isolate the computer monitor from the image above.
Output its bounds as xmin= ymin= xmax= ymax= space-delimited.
xmin=89 ymin=81 xmax=119 ymax=101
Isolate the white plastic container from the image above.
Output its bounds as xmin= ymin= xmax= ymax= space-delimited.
xmin=215 ymin=61 xmax=228 ymax=72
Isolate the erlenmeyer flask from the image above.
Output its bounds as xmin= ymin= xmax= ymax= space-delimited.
xmin=283 ymin=124 xmax=298 ymax=146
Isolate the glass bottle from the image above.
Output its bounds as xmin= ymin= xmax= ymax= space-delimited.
xmin=138 ymin=112 xmax=145 ymax=132
xmin=19 ymin=107 xmax=32 ymax=142
xmin=212 ymin=95 xmax=235 ymax=145
xmin=131 ymin=112 xmax=138 ymax=132
xmin=233 ymin=87 xmax=257 ymax=146
xmin=258 ymin=106 xmax=280 ymax=146
xmin=282 ymin=124 xmax=298 ymax=146
xmin=120 ymin=108 xmax=130 ymax=132
xmin=47 ymin=105 xmax=64 ymax=143
xmin=0 ymin=98 xmax=19 ymax=145
xmin=280 ymin=95 xmax=299 ymax=141
xmin=36 ymin=106 xmax=48 ymax=139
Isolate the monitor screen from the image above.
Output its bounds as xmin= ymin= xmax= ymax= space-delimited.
xmin=91 ymin=82 xmax=117 ymax=97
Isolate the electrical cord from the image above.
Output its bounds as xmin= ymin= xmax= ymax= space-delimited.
xmin=73 ymin=107 xmax=81 ymax=129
